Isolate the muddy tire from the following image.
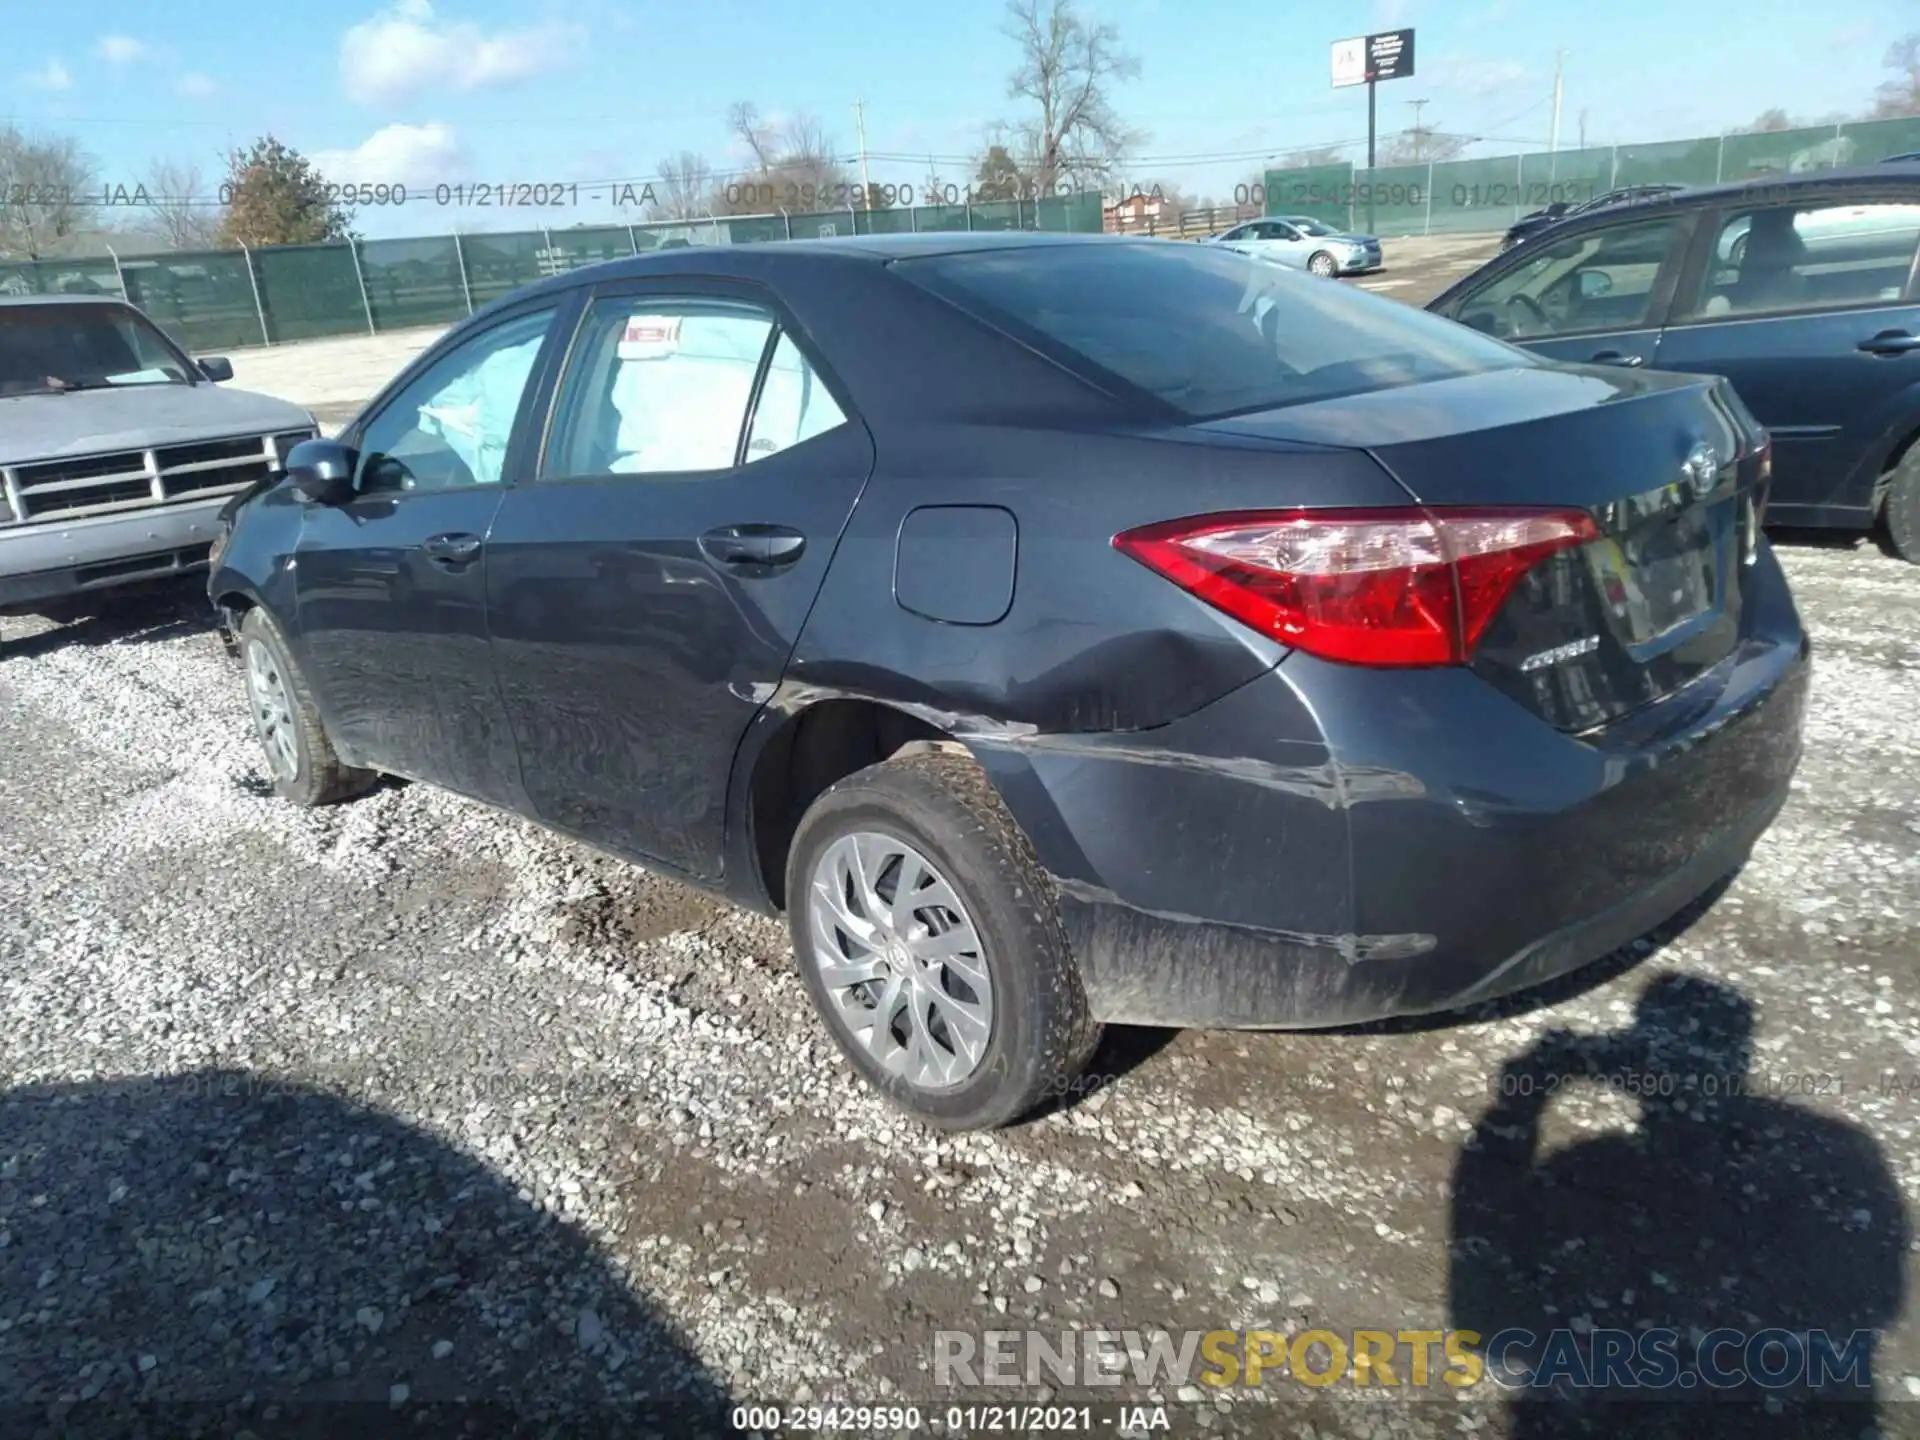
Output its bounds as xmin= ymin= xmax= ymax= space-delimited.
xmin=1881 ymin=447 xmax=1920 ymax=564
xmin=238 ymin=607 xmax=376 ymax=806
xmin=786 ymin=751 xmax=1099 ymax=1131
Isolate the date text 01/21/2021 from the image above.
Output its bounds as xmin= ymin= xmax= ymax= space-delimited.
xmin=726 ymin=1404 xmax=1173 ymax=1432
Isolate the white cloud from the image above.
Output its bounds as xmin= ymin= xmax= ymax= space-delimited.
xmin=312 ymin=121 xmax=471 ymax=187
xmin=1461 ymin=0 xmax=1511 ymax=31
xmin=96 ymin=34 xmax=149 ymax=65
xmin=339 ymin=0 xmax=579 ymax=106
xmin=1426 ymin=54 xmax=1531 ymax=97
xmin=25 ymin=58 xmax=73 ymax=91
xmin=1373 ymin=0 xmax=1413 ymax=30
xmin=176 ymin=72 xmax=218 ymax=99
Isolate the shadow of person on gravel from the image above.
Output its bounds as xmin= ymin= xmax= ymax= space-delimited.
xmin=1448 ymin=973 xmax=1908 ymax=1439
xmin=0 ymin=1072 xmax=733 ymax=1439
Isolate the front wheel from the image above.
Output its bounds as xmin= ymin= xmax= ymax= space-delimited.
xmin=786 ymin=752 xmax=1099 ymax=1130
xmin=1307 ymin=250 xmax=1337 ymax=277
xmin=238 ymin=607 xmax=377 ymax=806
xmin=1881 ymin=447 xmax=1920 ymax=564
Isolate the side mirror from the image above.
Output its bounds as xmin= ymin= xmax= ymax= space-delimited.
xmin=1576 ymin=270 xmax=1614 ymax=301
xmin=197 ymin=355 xmax=234 ymax=382
xmin=284 ymin=437 xmax=358 ymax=504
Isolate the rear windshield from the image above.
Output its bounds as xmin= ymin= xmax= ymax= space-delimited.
xmin=895 ymin=241 xmax=1530 ymax=419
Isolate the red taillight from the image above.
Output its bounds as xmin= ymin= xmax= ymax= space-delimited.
xmin=1113 ymin=506 xmax=1600 ymax=667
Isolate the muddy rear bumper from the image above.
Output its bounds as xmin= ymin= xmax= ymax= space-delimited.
xmin=968 ymin=612 xmax=1808 ymax=1029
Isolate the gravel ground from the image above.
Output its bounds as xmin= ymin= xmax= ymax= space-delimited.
xmin=6 ymin=393 xmax=1920 ymax=1440
xmin=4 ymin=535 xmax=1917 ymax=1438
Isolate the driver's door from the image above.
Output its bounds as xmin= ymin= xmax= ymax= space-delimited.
xmin=292 ymin=301 xmax=569 ymax=807
xmin=1444 ymin=212 xmax=1696 ymax=368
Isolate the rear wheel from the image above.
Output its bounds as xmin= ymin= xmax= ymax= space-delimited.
xmin=1307 ymin=251 xmax=1337 ymax=278
xmin=1882 ymin=447 xmax=1920 ymax=564
xmin=786 ymin=752 xmax=1099 ymax=1130
xmin=238 ymin=607 xmax=376 ymax=806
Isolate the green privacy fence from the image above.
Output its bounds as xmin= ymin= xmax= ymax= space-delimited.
xmin=1261 ymin=114 xmax=1920 ymax=238
xmin=0 ymin=193 xmax=1103 ymax=352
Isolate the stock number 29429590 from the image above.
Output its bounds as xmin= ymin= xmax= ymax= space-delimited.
xmin=730 ymin=1404 xmax=922 ymax=1432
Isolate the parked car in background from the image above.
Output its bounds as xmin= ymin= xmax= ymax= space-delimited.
xmin=1501 ymin=185 xmax=1688 ymax=251
xmin=1430 ymin=165 xmax=1920 ymax=559
xmin=212 ymin=233 xmax=1804 ymax=1130
xmin=1202 ymin=215 xmax=1382 ymax=276
xmin=0 ymin=296 xmax=317 ymax=645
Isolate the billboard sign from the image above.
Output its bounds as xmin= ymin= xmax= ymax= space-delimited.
xmin=1331 ymin=29 xmax=1415 ymax=87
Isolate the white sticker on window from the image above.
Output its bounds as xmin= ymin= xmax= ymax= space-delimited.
xmin=617 ymin=315 xmax=683 ymax=361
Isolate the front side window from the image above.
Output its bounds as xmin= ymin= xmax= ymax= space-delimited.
xmin=898 ymin=241 xmax=1527 ymax=420
xmin=1453 ymin=215 xmax=1687 ymax=340
xmin=0 ymin=302 xmax=193 ymax=395
xmin=1684 ymin=201 xmax=1920 ymax=320
xmin=356 ymin=307 xmax=556 ymax=494
xmin=547 ymin=299 xmax=799 ymax=477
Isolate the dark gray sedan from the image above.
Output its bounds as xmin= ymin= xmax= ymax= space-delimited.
xmin=210 ymin=234 xmax=1805 ymax=1129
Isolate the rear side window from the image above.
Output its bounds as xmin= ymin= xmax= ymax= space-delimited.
xmin=545 ymin=299 xmax=775 ymax=477
xmin=1683 ymin=201 xmax=1920 ymax=320
xmin=897 ymin=242 xmax=1525 ymax=419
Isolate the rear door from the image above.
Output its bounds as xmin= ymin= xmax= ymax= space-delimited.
xmin=1443 ymin=210 xmax=1697 ymax=369
xmin=485 ymin=280 xmax=874 ymax=881
xmin=1651 ymin=193 xmax=1920 ymax=524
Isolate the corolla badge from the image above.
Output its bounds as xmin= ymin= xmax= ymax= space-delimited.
xmin=1682 ymin=442 xmax=1719 ymax=500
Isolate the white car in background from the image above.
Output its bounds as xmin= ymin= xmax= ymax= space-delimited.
xmin=1203 ymin=215 xmax=1383 ymax=277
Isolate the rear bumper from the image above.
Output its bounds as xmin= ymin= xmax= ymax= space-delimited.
xmin=0 ymin=501 xmax=225 ymax=612
xmin=970 ymin=573 xmax=1808 ymax=1029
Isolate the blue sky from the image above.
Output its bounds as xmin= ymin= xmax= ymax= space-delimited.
xmin=7 ymin=0 xmax=1915 ymax=237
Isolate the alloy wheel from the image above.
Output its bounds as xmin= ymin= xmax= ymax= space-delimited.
xmin=244 ymin=639 xmax=299 ymax=781
xmin=805 ymin=831 xmax=994 ymax=1090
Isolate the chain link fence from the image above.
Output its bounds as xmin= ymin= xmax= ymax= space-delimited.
xmin=1261 ymin=115 xmax=1920 ymax=237
xmin=0 ymin=194 xmax=1104 ymax=352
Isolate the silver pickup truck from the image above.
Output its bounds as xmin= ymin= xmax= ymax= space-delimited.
xmin=1 ymin=295 xmax=317 ymax=641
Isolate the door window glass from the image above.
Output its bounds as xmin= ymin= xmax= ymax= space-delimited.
xmin=546 ymin=300 xmax=776 ymax=477
xmin=1684 ymin=202 xmax=1920 ymax=319
xmin=744 ymin=332 xmax=847 ymax=461
xmin=1453 ymin=216 xmax=1687 ymax=339
xmin=357 ymin=307 xmax=555 ymax=494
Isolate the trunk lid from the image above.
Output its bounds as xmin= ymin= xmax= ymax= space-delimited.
xmin=1202 ymin=364 xmax=1770 ymax=731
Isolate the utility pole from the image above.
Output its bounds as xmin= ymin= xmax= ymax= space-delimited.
xmin=1549 ymin=50 xmax=1565 ymax=157
xmin=853 ymin=99 xmax=872 ymax=205
xmin=1579 ymin=108 xmax=1588 ymax=152
xmin=1408 ymin=98 xmax=1429 ymax=162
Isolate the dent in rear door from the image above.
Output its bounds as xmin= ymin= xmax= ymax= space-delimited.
xmin=485 ymin=290 xmax=875 ymax=880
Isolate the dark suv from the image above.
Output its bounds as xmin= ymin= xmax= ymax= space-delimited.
xmin=1432 ymin=165 xmax=1920 ymax=557
xmin=1500 ymin=185 xmax=1688 ymax=252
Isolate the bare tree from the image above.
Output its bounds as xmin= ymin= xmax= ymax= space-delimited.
xmin=0 ymin=125 xmax=99 ymax=260
xmin=649 ymin=151 xmax=715 ymax=221
xmin=996 ymin=0 xmax=1142 ymax=198
xmin=1734 ymin=108 xmax=1795 ymax=134
xmin=1874 ymin=33 xmax=1920 ymax=118
xmin=715 ymin=104 xmax=855 ymax=215
xmin=1277 ymin=144 xmax=1349 ymax=167
xmin=1379 ymin=127 xmax=1470 ymax=166
xmin=728 ymin=102 xmax=779 ymax=173
xmin=129 ymin=158 xmax=225 ymax=251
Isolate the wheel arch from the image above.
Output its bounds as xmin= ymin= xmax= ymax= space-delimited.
xmin=736 ymin=692 xmax=978 ymax=913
